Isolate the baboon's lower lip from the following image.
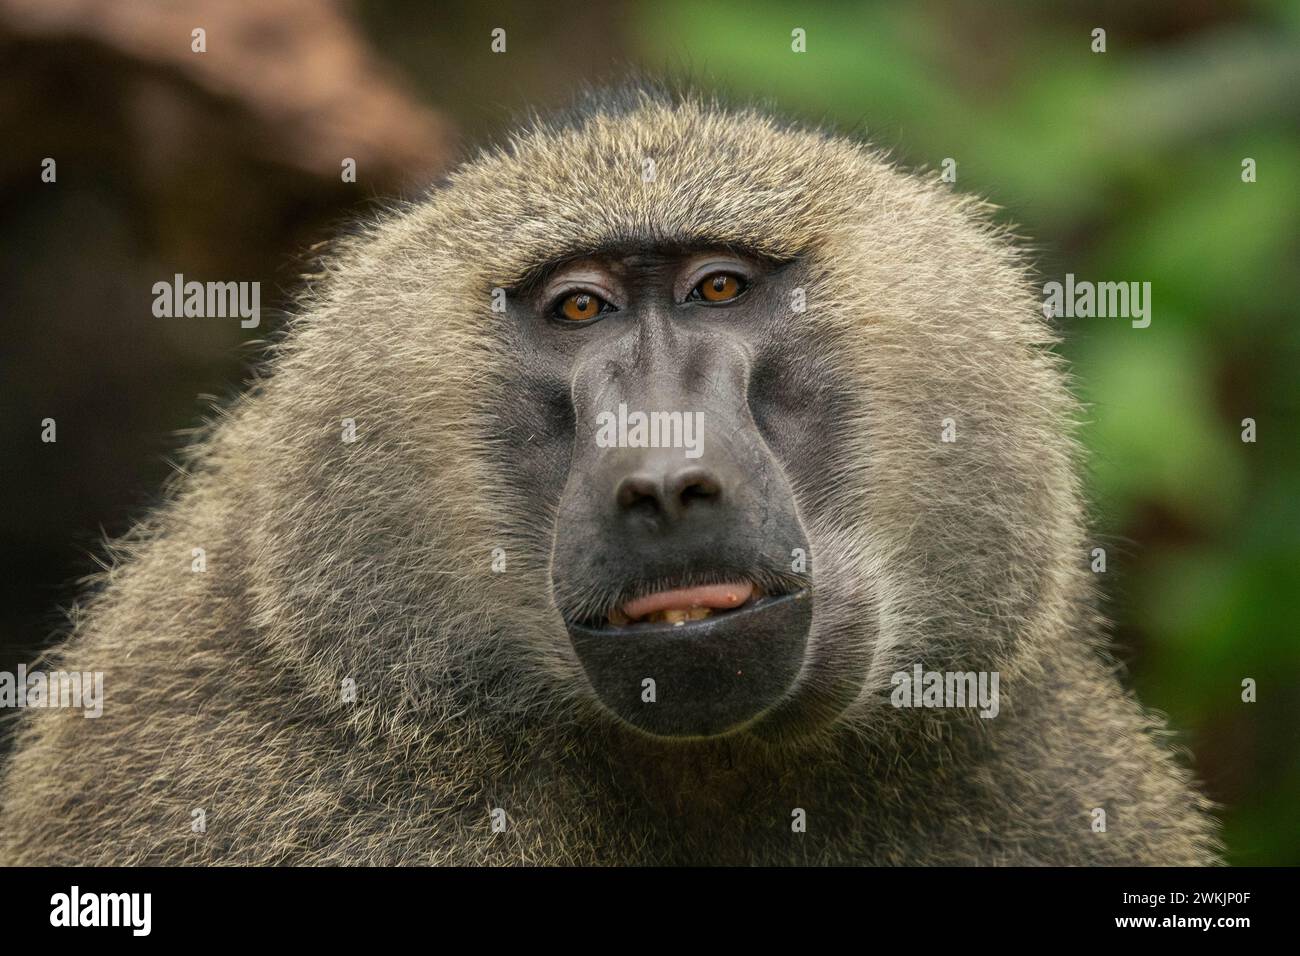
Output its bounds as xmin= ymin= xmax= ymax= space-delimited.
xmin=590 ymin=587 xmax=804 ymax=635
xmin=613 ymin=580 xmax=755 ymax=626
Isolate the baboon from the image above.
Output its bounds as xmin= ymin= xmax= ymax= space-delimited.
xmin=0 ymin=88 xmax=1219 ymax=865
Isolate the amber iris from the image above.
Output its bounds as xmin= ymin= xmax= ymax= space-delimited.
xmin=697 ymin=273 xmax=743 ymax=302
xmin=559 ymin=292 xmax=602 ymax=321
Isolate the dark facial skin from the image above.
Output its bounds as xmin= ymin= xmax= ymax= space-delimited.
xmin=493 ymin=246 xmax=842 ymax=738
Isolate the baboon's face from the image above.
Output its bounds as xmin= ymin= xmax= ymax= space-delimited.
xmin=299 ymin=102 xmax=1069 ymax=745
xmin=502 ymin=246 xmax=839 ymax=738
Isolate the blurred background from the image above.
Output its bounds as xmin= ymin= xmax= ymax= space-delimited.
xmin=1 ymin=0 xmax=1296 ymax=864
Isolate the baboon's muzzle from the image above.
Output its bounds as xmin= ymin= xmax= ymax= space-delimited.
xmin=551 ymin=314 xmax=812 ymax=737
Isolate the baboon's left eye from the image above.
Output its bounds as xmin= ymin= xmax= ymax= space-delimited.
xmin=691 ymin=272 xmax=746 ymax=303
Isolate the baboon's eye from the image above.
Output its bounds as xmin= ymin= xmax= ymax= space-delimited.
xmin=691 ymin=272 xmax=746 ymax=304
xmin=554 ymin=291 xmax=612 ymax=322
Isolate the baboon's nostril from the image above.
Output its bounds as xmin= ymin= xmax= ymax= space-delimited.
xmin=615 ymin=466 xmax=724 ymax=522
xmin=616 ymin=473 xmax=663 ymax=517
xmin=672 ymin=468 xmax=721 ymax=509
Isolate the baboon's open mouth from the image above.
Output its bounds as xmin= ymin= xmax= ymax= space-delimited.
xmin=574 ymin=579 xmax=810 ymax=637
xmin=604 ymin=580 xmax=760 ymax=628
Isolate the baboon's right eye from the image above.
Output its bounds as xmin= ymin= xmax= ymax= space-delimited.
xmin=554 ymin=291 xmax=613 ymax=322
